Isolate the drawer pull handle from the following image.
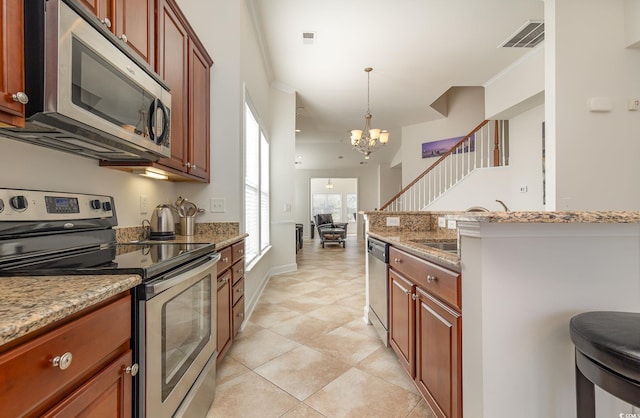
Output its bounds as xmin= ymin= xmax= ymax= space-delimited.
xmin=237 ymin=312 xmax=244 ymax=318
xmin=52 ymin=352 xmax=73 ymax=370
xmin=238 ymin=249 xmax=244 ymax=255
xmin=236 ymin=268 xmax=244 ymax=274
xmin=427 ymin=275 xmax=438 ymax=283
xmin=222 ymin=257 xmax=229 ymax=263
xmin=394 ymin=257 xmax=401 ymax=263
xmin=125 ymin=363 xmax=139 ymax=376
xmin=236 ymin=288 xmax=243 ymax=294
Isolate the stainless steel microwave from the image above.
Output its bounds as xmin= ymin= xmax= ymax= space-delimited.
xmin=1 ymin=0 xmax=171 ymax=161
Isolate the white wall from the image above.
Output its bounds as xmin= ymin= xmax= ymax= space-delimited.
xmin=401 ymin=87 xmax=485 ymax=186
xmin=547 ymin=0 xmax=640 ymax=210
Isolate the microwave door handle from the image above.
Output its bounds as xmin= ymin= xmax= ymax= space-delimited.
xmin=147 ymin=99 xmax=169 ymax=145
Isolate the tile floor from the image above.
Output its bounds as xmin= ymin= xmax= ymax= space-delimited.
xmin=207 ymin=236 xmax=436 ymax=418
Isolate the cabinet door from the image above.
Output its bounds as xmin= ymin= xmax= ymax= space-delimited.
xmin=415 ymin=288 xmax=462 ymax=418
xmin=114 ymin=0 xmax=154 ymax=65
xmin=156 ymin=0 xmax=189 ymax=172
xmin=216 ymin=270 xmax=232 ymax=358
xmin=389 ymin=270 xmax=415 ymax=377
xmin=187 ymin=39 xmax=211 ymax=181
xmin=42 ymin=350 xmax=134 ymax=418
xmin=0 ymin=0 xmax=25 ymax=127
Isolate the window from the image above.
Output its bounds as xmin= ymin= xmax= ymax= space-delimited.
xmin=244 ymin=100 xmax=270 ymax=264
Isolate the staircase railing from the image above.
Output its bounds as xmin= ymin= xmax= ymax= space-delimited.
xmin=380 ymin=120 xmax=508 ymax=211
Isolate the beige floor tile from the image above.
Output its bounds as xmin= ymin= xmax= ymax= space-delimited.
xmin=305 ymin=304 xmax=364 ymax=327
xmin=254 ymin=345 xmax=351 ymax=401
xmin=306 ymin=325 xmax=384 ymax=365
xmin=207 ymin=371 xmax=299 ymax=418
xmin=281 ymin=403 xmax=327 ymax=418
xmin=305 ymin=367 xmax=422 ymax=418
xmin=407 ymin=400 xmax=438 ymax=418
xmin=269 ymin=313 xmax=341 ymax=345
xmin=248 ymin=303 xmax=301 ymax=328
xmin=356 ymin=346 xmax=419 ymax=394
xmin=229 ymin=328 xmax=301 ymax=368
xmin=215 ymin=355 xmax=251 ymax=386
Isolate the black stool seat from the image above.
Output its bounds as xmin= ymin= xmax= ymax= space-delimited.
xmin=570 ymin=311 xmax=640 ymax=416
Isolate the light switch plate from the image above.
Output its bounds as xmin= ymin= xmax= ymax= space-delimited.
xmin=447 ymin=219 xmax=457 ymax=229
xmin=386 ymin=217 xmax=400 ymax=227
xmin=139 ymin=194 xmax=148 ymax=214
xmin=438 ymin=217 xmax=446 ymax=228
xmin=210 ymin=198 xmax=226 ymax=213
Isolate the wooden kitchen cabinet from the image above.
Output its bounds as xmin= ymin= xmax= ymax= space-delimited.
xmin=78 ymin=0 xmax=154 ymax=65
xmin=216 ymin=240 xmax=245 ymax=362
xmin=155 ymin=0 xmax=213 ymax=182
xmin=388 ymin=246 xmax=462 ymax=418
xmin=0 ymin=293 xmax=135 ymax=417
xmin=0 ymin=0 xmax=26 ymax=127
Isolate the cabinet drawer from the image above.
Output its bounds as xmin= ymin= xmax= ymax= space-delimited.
xmin=217 ymin=246 xmax=232 ymax=275
xmin=232 ymin=296 xmax=245 ymax=337
xmin=232 ymin=259 xmax=244 ymax=285
xmin=390 ymin=247 xmax=461 ymax=310
xmin=232 ymin=277 xmax=245 ymax=306
xmin=0 ymin=294 xmax=131 ymax=417
xmin=232 ymin=241 xmax=245 ymax=262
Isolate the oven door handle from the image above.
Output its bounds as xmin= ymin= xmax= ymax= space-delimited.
xmin=143 ymin=252 xmax=220 ymax=298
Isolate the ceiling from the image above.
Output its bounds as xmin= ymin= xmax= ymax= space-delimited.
xmin=251 ymin=0 xmax=544 ymax=170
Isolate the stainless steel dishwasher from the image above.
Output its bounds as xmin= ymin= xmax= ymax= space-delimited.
xmin=367 ymin=237 xmax=389 ymax=345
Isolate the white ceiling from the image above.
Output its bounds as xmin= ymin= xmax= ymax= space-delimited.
xmin=251 ymin=0 xmax=544 ymax=170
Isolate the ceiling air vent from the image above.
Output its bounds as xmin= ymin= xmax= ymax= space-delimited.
xmin=500 ymin=20 xmax=544 ymax=48
xmin=302 ymin=32 xmax=316 ymax=45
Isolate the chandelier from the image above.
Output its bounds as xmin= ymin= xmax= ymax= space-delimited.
xmin=350 ymin=67 xmax=389 ymax=159
xmin=325 ymin=178 xmax=334 ymax=189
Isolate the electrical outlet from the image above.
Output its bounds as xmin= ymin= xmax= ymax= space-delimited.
xmin=447 ymin=219 xmax=457 ymax=230
xmin=210 ymin=198 xmax=226 ymax=213
xmin=438 ymin=217 xmax=446 ymax=228
xmin=140 ymin=194 xmax=148 ymax=214
xmin=386 ymin=217 xmax=400 ymax=227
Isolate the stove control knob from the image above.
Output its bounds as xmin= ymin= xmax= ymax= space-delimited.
xmin=102 ymin=201 xmax=112 ymax=212
xmin=90 ymin=199 xmax=101 ymax=210
xmin=10 ymin=195 xmax=28 ymax=211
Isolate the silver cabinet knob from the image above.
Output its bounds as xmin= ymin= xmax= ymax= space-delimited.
xmin=237 ymin=312 xmax=244 ymax=318
xmin=192 ymin=164 xmax=197 ymax=170
xmin=52 ymin=352 xmax=73 ymax=370
xmin=236 ymin=268 xmax=244 ymax=275
xmin=11 ymin=92 xmax=28 ymax=104
xmin=125 ymin=363 xmax=139 ymax=376
xmin=222 ymin=257 xmax=229 ymax=263
xmin=101 ymin=17 xmax=112 ymax=28
xmin=394 ymin=257 xmax=401 ymax=263
xmin=185 ymin=162 xmax=191 ymax=168
xmin=426 ymin=275 xmax=437 ymax=283
xmin=119 ymin=33 xmax=128 ymax=43
xmin=411 ymin=294 xmax=418 ymax=300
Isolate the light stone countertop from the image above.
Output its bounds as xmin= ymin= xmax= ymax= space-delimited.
xmin=445 ymin=211 xmax=640 ymax=223
xmin=0 ymin=274 xmax=141 ymax=347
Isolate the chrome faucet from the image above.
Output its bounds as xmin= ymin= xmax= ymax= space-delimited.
xmin=495 ymin=199 xmax=509 ymax=211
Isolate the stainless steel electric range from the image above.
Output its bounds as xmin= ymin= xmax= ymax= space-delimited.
xmin=0 ymin=188 xmax=220 ymax=418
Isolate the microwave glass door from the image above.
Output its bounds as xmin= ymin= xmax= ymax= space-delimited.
xmin=71 ymin=38 xmax=154 ymax=139
xmin=161 ymin=276 xmax=213 ymax=401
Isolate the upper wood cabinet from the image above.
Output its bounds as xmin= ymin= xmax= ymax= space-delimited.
xmin=156 ymin=0 xmax=213 ymax=182
xmin=0 ymin=0 xmax=26 ymax=127
xmin=78 ymin=0 xmax=155 ymax=66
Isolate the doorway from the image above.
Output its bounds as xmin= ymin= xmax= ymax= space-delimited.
xmin=310 ymin=177 xmax=358 ymax=236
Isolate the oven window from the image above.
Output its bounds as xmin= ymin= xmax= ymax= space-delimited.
xmin=71 ymin=37 xmax=154 ymax=138
xmin=161 ymin=275 xmax=212 ymax=401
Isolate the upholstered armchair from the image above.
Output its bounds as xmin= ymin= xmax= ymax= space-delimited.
xmin=313 ymin=214 xmax=348 ymax=248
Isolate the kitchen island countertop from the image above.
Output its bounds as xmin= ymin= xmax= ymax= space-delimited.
xmin=0 ymin=274 xmax=141 ymax=347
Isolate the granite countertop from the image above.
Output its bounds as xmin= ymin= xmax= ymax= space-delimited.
xmin=159 ymin=231 xmax=249 ymax=248
xmin=445 ymin=211 xmax=640 ymax=223
xmin=0 ymin=274 xmax=141 ymax=347
xmin=368 ymin=231 xmax=461 ymax=272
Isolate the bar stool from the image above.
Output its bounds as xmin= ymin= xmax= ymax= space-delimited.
xmin=569 ymin=311 xmax=640 ymax=417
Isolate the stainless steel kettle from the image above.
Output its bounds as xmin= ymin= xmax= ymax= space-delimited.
xmin=149 ymin=204 xmax=176 ymax=240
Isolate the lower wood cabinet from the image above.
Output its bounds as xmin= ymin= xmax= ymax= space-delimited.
xmin=389 ymin=246 xmax=462 ymax=418
xmin=216 ymin=239 xmax=245 ymax=362
xmin=0 ymin=292 xmax=135 ymax=417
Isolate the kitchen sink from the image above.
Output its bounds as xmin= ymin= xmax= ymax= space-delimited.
xmin=410 ymin=240 xmax=458 ymax=252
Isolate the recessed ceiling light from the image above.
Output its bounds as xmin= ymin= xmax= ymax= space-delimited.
xmin=296 ymin=155 xmax=302 ymax=159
